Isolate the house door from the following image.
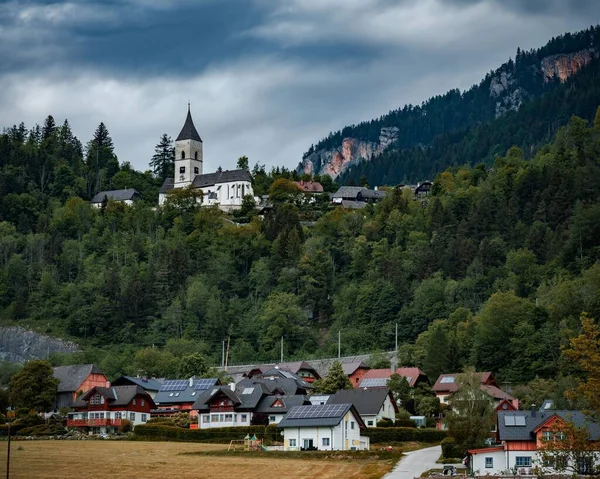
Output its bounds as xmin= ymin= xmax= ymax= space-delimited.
xmin=303 ymin=439 xmax=314 ymax=450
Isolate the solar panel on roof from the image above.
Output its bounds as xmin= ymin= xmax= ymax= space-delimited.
xmin=194 ymin=379 xmax=216 ymax=390
xmin=286 ymin=404 xmax=348 ymax=420
xmin=504 ymin=416 xmax=516 ymax=426
xmin=440 ymin=376 xmax=456 ymax=384
xmin=361 ymin=378 xmax=388 ymax=388
xmin=160 ymin=380 xmax=188 ymax=392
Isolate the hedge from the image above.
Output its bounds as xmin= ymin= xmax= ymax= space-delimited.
xmin=363 ymin=427 xmax=447 ymax=443
xmin=133 ymin=424 xmax=282 ymax=444
xmin=134 ymin=424 xmax=445 ymax=444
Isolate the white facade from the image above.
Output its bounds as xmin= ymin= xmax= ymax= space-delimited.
xmin=174 ymin=138 xmax=203 ymax=187
xmin=198 ymin=411 xmax=252 ymax=429
xmin=68 ymin=410 xmax=149 ymax=434
xmin=282 ymin=410 xmax=369 ymax=451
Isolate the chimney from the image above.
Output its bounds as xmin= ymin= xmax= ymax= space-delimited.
xmin=530 ymin=404 xmax=536 ymax=418
xmin=374 ymin=186 xmax=378 ymax=191
xmin=189 ymin=377 xmax=194 ymax=388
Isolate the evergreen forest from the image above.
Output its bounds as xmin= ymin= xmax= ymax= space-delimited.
xmin=2 ymin=103 xmax=600 ymax=411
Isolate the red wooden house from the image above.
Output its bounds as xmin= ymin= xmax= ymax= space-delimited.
xmin=53 ymin=364 xmax=109 ymax=410
xmin=67 ymin=385 xmax=155 ymax=434
xmin=358 ymin=367 xmax=429 ymax=389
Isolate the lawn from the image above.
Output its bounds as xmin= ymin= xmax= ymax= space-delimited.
xmin=0 ymin=440 xmax=397 ymax=479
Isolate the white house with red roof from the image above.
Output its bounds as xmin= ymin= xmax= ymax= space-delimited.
xmin=432 ymin=372 xmax=517 ymax=407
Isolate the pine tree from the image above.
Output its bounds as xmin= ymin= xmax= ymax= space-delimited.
xmin=313 ymin=361 xmax=353 ymax=394
xmin=150 ymin=134 xmax=175 ymax=180
xmin=42 ymin=115 xmax=56 ymax=141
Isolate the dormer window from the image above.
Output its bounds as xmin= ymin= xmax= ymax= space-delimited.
xmin=180 ymin=166 xmax=185 ymax=174
xmin=181 ymin=151 xmax=185 ymax=159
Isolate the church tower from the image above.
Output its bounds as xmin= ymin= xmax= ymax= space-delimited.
xmin=174 ymin=104 xmax=203 ymax=187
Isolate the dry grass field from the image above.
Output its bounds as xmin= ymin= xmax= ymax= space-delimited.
xmin=0 ymin=441 xmax=395 ymax=479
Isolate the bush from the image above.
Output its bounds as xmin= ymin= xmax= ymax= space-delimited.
xmin=119 ymin=419 xmax=132 ymax=433
xmin=376 ymin=418 xmax=395 ymax=428
xmin=363 ymin=427 xmax=447 ymax=444
xmin=441 ymin=437 xmax=460 ymax=459
xmin=394 ymin=419 xmax=416 ymax=428
xmin=133 ymin=424 xmax=280 ymax=444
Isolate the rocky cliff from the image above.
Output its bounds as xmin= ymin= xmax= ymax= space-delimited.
xmin=541 ymin=48 xmax=597 ymax=82
xmin=299 ymin=126 xmax=399 ymax=179
xmin=0 ymin=326 xmax=79 ymax=363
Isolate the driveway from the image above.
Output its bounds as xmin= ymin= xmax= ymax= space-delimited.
xmin=385 ymin=445 xmax=442 ymax=479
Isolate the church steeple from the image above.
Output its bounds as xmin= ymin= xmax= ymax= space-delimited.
xmin=174 ymin=104 xmax=203 ymax=186
xmin=176 ymin=104 xmax=202 ymax=142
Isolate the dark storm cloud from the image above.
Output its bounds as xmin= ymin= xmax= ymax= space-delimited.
xmin=0 ymin=0 xmax=599 ymax=170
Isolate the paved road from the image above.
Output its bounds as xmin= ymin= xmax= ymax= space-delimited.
xmin=385 ymin=445 xmax=442 ymax=479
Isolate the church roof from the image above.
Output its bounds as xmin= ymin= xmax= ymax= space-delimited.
xmin=176 ymin=106 xmax=202 ymax=142
xmin=192 ymin=169 xmax=252 ymax=188
xmin=91 ymin=189 xmax=141 ymax=203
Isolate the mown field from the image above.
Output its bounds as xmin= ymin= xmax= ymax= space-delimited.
xmin=0 ymin=441 xmax=396 ymax=479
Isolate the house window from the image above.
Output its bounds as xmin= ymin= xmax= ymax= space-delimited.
xmin=555 ymin=431 xmax=567 ymax=441
xmin=181 ymin=151 xmax=185 ymax=159
xmin=194 ymin=167 xmax=199 ymax=174
xmin=485 ymin=457 xmax=493 ymax=468
xmin=129 ymin=413 xmax=135 ymax=422
xmin=578 ymin=457 xmax=594 ymax=475
xmin=133 ymin=399 xmax=136 ymax=406
xmin=106 ymin=412 xmax=111 ymax=419
xmin=141 ymin=414 xmax=147 ymax=423
xmin=269 ymin=416 xmax=276 ymax=423
xmin=491 ymin=423 xmax=497 ymax=432
xmin=141 ymin=399 xmax=145 ymax=407
xmin=351 ymin=421 xmax=355 ymax=430
xmin=180 ymin=166 xmax=185 ymax=174
xmin=289 ymin=439 xmax=296 ymax=447
xmin=225 ymin=414 xmax=233 ymax=422
xmin=211 ymin=415 xmax=219 ymax=423
xmin=542 ymin=431 xmax=553 ymax=441
xmin=115 ymin=412 xmax=122 ymax=419
xmin=322 ymin=438 xmax=330 ymax=446
xmin=345 ymin=421 xmax=348 ymax=438
xmin=202 ymin=415 xmax=210 ymax=423
xmin=90 ymin=393 xmax=102 ymax=405
xmin=367 ymin=421 xmax=373 ymax=426
xmin=98 ymin=413 xmax=104 ymax=419
xmin=515 ymin=457 xmax=531 ymax=467
xmin=194 ymin=151 xmax=198 ymax=160
xmin=240 ymin=414 xmax=247 ymax=422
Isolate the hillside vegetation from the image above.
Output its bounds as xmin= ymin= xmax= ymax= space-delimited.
xmin=305 ymin=26 xmax=600 ymax=185
xmin=1 ymin=102 xmax=600 ymax=405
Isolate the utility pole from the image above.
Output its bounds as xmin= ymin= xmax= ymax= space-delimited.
xmin=280 ymin=337 xmax=284 ymax=363
xmin=338 ymin=331 xmax=341 ymax=359
xmin=221 ymin=340 xmax=225 ymax=368
xmin=6 ymin=418 xmax=10 ymax=479
xmin=395 ymin=323 xmax=398 ymax=352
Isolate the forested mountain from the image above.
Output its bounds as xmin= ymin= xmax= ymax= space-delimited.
xmin=2 ymin=101 xmax=600 ymax=408
xmin=299 ymin=26 xmax=600 ymax=185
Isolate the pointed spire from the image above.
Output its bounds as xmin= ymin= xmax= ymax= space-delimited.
xmin=176 ymin=104 xmax=202 ymax=142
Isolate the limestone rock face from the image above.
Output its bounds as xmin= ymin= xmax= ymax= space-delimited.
xmin=541 ymin=48 xmax=597 ymax=82
xmin=300 ymin=126 xmax=399 ymax=179
xmin=0 ymin=326 xmax=79 ymax=363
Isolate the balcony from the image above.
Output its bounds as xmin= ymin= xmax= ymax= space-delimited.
xmin=67 ymin=418 xmax=122 ymax=427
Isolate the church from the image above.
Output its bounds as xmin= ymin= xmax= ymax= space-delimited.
xmin=158 ymin=106 xmax=254 ymax=210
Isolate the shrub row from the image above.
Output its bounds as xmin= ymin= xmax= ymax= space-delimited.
xmin=17 ymin=424 xmax=67 ymax=437
xmin=363 ymin=427 xmax=447 ymax=443
xmin=133 ymin=424 xmax=281 ymax=444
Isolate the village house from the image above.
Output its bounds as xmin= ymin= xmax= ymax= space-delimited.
xmin=469 ymin=409 xmax=600 ymax=475
xmin=279 ymin=403 xmax=370 ymax=451
xmin=237 ymin=361 xmax=321 ymax=384
xmin=192 ymin=376 xmax=311 ymax=429
xmin=358 ymin=367 xmax=429 ymax=389
xmin=158 ymin=106 xmax=254 ymax=210
xmin=433 ymin=372 xmax=516 ymax=407
xmin=152 ymin=377 xmax=220 ymax=417
xmin=67 ymin=385 xmax=155 ymax=434
xmin=327 ymin=388 xmax=398 ymax=427
xmin=331 ymin=186 xmax=386 ymax=209
xmin=111 ymin=375 xmax=164 ymax=400
xmin=53 ymin=364 xmax=109 ymax=410
xmin=295 ymin=180 xmax=324 ymax=193
xmin=90 ymin=188 xmax=142 ymax=208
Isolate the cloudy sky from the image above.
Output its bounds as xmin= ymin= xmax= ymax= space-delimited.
xmin=1 ymin=0 xmax=599 ymax=172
